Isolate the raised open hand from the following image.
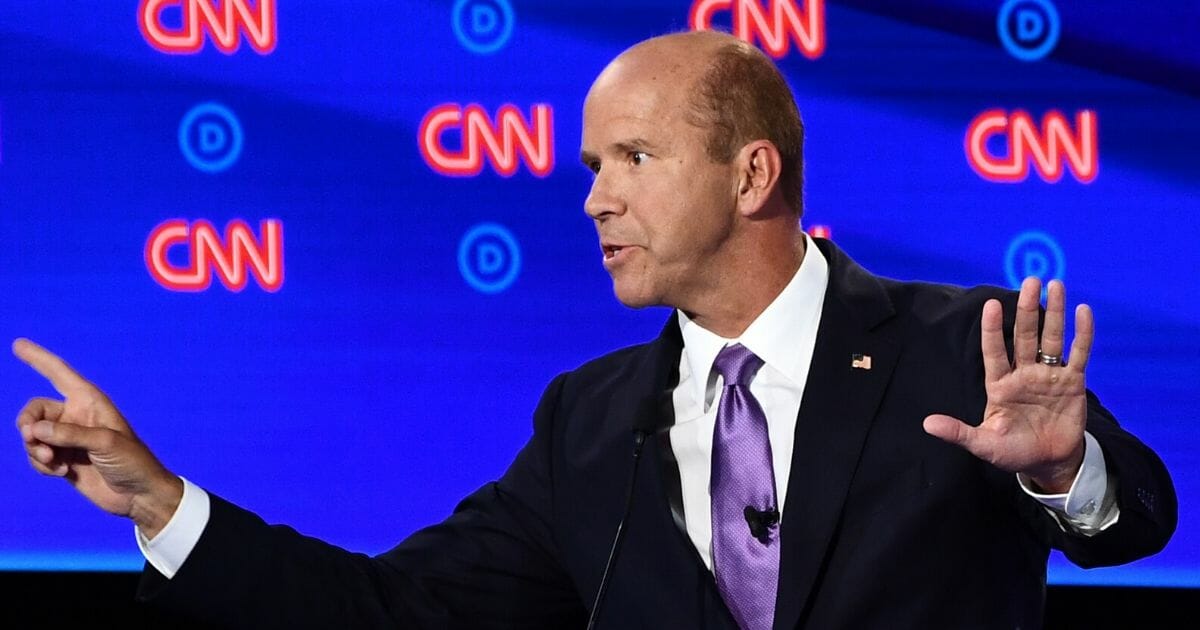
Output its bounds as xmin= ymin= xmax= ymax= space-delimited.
xmin=924 ymin=278 xmax=1093 ymax=493
xmin=14 ymin=338 xmax=181 ymax=537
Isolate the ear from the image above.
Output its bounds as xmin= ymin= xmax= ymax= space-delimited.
xmin=733 ymin=140 xmax=783 ymax=217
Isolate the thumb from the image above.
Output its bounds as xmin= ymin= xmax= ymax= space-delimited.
xmin=923 ymin=414 xmax=975 ymax=449
xmin=32 ymin=421 xmax=119 ymax=454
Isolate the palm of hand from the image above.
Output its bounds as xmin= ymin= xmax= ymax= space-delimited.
xmin=924 ymin=278 xmax=1094 ymax=493
xmin=975 ymin=357 xmax=1087 ymax=479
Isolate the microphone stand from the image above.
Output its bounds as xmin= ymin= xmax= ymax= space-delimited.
xmin=584 ymin=428 xmax=649 ymax=630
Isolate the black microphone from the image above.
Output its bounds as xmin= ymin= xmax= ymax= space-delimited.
xmin=743 ymin=506 xmax=780 ymax=543
xmin=586 ymin=392 xmax=670 ymax=630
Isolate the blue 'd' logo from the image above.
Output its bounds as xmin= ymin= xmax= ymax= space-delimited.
xmin=178 ymin=102 xmax=243 ymax=173
xmin=452 ymin=0 xmax=515 ymax=55
xmin=997 ymin=0 xmax=1060 ymax=62
xmin=458 ymin=223 xmax=521 ymax=294
xmin=1004 ymin=230 xmax=1065 ymax=296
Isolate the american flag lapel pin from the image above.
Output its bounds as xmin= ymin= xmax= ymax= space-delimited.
xmin=851 ymin=353 xmax=872 ymax=370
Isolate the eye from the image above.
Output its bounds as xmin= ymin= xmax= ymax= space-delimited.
xmin=587 ymin=160 xmax=601 ymax=175
xmin=630 ymin=151 xmax=648 ymax=166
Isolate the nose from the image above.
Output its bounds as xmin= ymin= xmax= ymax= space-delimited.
xmin=584 ymin=172 xmax=624 ymax=222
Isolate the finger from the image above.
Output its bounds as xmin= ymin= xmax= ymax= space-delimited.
xmin=1013 ymin=277 xmax=1042 ymax=364
xmin=923 ymin=414 xmax=977 ymax=449
xmin=1040 ymin=279 xmax=1066 ymax=360
xmin=12 ymin=338 xmax=97 ymax=398
xmin=16 ymin=398 xmax=64 ymax=435
xmin=31 ymin=442 xmax=53 ymax=464
xmin=27 ymin=450 xmax=69 ymax=477
xmin=31 ymin=420 xmax=118 ymax=454
xmin=980 ymin=300 xmax=1010 ymax=383
xmin=24 ymin=439 xmax=70 ymax=477
xmin=1068 ymin=303 xmax=1094 ymax=372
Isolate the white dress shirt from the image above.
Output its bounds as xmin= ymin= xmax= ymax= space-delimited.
xmin=139 ymin=234 xmax=1118 ymax=578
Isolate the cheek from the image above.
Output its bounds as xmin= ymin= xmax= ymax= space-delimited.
xmin=638 ymin=168 xmax=732 ymax=259
xmin=642 ymin=219 xmax=711 ymax=280
xmin=669 ymin=198 xmax=731 ymax=255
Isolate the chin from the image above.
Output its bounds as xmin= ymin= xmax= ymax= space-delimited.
xmin=611 ymin=282 xmax=659 ymax=310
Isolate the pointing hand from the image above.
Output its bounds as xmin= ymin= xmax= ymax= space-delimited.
xmin=14 ymin=339 xmax=182 ymax=538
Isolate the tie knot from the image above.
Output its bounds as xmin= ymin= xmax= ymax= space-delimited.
xmin=713 ymin=344 xmax=763 ymax=386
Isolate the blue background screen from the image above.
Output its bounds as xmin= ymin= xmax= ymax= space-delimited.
xmin=1 ymin=1 xmax=1197 ymax=586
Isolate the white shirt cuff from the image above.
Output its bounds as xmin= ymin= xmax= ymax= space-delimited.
xmin=1019 ymin=431 xmax=1120 ymax=535
xmin=134 ymin=476 xmax=211 ymax=579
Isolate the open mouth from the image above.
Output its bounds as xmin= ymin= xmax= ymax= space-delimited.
xmin=603 ymin=245 xmax=624 ymax=260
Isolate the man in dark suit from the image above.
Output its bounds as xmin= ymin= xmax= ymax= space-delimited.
xmin=14 ymin=31 xmax=1175 ymax=628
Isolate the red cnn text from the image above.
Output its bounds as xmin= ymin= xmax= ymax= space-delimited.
xmin=145 ymin=219 xmax=284 ymax=292
xmin=138 ymin=0 xmax=277 ymax=55
xmin=419 ymin=103 xmax=555 ymax=178
xmin=965 ymin=109 xmax=1098 ymax=184
xmin=807 ymin=225 xmax=831 ymax=240
xmin=689 ymin=0 xmax=825 ymax=59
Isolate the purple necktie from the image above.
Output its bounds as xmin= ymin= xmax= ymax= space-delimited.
xmin=711 ymin=344 xmax=779 ymax=630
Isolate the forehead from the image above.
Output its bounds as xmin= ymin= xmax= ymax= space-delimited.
xmin=581 ymin=62 xmax=699 ymax=151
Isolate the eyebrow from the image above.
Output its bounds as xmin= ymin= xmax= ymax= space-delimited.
xmin=579 ymin=138 xmax=659 ymax=166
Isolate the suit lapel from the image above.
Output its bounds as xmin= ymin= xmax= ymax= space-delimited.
xmin=635 ymin=316 xmax=731 ymax=579
xmin=773 ymin=240 xmax=901 ymax=629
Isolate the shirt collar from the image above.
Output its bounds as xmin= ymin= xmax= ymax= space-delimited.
xmin=677 ymin=233 xmax=829 ymax=405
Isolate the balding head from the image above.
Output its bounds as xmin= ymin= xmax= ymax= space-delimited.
xmin=598 ymin=30 xmax=733 ymax=80
xmin=590 ymin=31 xmax=805 ymax=215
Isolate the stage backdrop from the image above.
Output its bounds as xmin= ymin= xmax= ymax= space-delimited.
xmin=1 ymin=0 xmax=1197 ymax=587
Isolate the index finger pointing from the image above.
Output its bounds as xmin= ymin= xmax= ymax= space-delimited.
xmin=12 ymin=339 xmax=95 ymax=397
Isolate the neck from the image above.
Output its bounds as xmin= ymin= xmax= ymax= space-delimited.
xmin=684 ymin=232 xmax=806 ymax=338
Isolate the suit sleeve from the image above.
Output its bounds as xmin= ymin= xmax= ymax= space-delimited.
xmin=136 ymin=373 xmax=587 ymax=629
xmin=960 ymin=288 xmax=1177 ymax=568
xmin=1052 ymin=390 xmax=1177 ymax=567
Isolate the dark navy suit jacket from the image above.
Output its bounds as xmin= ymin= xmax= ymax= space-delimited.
xmin=138 ymin=239 xmax=1176 ymax=629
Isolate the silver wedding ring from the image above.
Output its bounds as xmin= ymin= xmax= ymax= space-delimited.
xmin=1037 ymin=351 xmax=1062 ymax=366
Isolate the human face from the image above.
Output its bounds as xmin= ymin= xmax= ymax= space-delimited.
xmin=580 ymin=62 xmax=739 ymax=311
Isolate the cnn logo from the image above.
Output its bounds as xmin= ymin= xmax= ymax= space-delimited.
xmin=145 ymin=219 xmax=284 ymax=292
xmin=689 ymin=0 xmax=825 ymax=59
xmin=139 ymin=0 xmax=277 ymax=55
xmin=965 ymin=109 xmax=1098 ymax=184
xmin=419 ymin=103 xmax=554 ymax=178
